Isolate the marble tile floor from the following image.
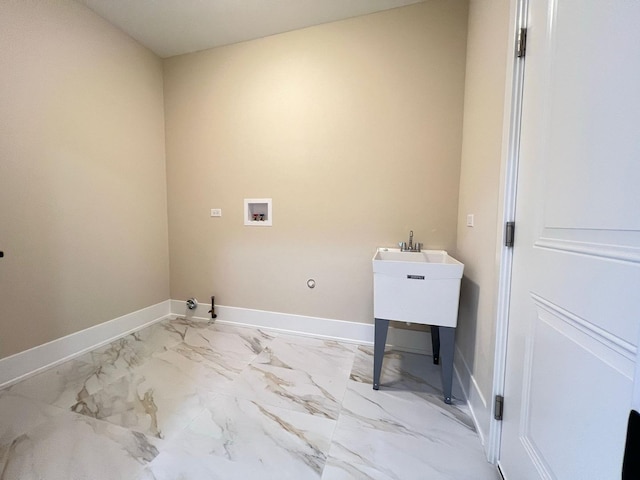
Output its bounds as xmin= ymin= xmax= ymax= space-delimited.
xmin=0 ymin=317 xmax=500 ymax=480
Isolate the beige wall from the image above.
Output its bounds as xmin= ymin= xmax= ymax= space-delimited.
xmin=0 ymin=0 xmax=169 ymax=358
xmin=455 ymin=0 xmax=511 ymax=438
xmin=164 ymin=1 xmax=469 ymax=324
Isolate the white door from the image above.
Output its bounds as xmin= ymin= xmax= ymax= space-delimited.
xmin=500 ymin=1 xmax=640 ymax=479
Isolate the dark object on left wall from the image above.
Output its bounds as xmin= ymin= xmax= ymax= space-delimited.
xmin=623 ymin=410 xmax=640 ymax=479
xmin=208 ymin=296 xmax=217 ymax=320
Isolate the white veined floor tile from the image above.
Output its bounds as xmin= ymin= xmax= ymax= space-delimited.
xmin=326 ymin=421 xmax=499 ymax=480
xmin=231 ymin=362 xmax=348 ymax=420
xmin=6 ymin=357 xmax=100 ymax=408
xmin=159 ymin=392 xmax=336 ymax=479
xmin=0 ymin=392 xmax=67 ymax=447
xmin=253 ymin=335 xmax=357 ymax=377
xmin=0 ymin=319 xmax=498 ymax=479
xmin=350 ymin=345 xmax=466 ymax=401
xmin=339 ymin=379 xmax=474 ymax=437
xmin=0 ymin=411 xmax=161 ymax=480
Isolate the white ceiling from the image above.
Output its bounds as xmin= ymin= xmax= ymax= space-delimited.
xmin=77 ymin=0 xmax=425 ymax=58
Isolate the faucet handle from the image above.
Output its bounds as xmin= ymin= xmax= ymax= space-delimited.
xmin=399 ymin=242 xmax=407 ymax=251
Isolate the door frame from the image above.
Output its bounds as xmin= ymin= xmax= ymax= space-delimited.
xmin=486 ymin=0 xmax=528 ymax=464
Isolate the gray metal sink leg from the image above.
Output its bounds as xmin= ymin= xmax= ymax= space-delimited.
xmin=431 ymin=325 xmax=440 ymax=365
xmin=373 ymin=320 xmax=455 ymax=405
xmin=439 ymin=326 xmax=455 ymax=404
xmin=373 ymin=318 xmax=389 ymax=390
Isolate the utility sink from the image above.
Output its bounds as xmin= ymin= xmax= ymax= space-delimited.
xmin=372 ymin=247 xmax=464 ymax=403
xmin=372 ymin=248 xmax=464 ymax=327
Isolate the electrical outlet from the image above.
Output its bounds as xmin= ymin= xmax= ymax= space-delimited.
xmin=466 ymin=214 xmax=475 ymax=227
xmin=211 ymin=208 xmax=222 ymax=217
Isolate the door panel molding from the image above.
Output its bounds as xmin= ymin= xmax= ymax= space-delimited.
xmin=535 ymin=237 xmax=640 ymax=265
xmin=531 ymin=294 xmax=635 ymax=376
xmin=513 ymin=294 xmax=634 ymax=478
xmin=518 ymin=436 xmax=552 ymax=480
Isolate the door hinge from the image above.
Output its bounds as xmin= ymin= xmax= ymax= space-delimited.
xmin=494 ymin=395 xmax=504 ymax=421
xmin=516 ymin=27 xmax=527 ymax=58
xmin=505 ymin=221 xmax=515 ymax=247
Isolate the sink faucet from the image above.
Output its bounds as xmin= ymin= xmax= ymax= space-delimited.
xmin=400 ymin=230 xmax=422 ymax=252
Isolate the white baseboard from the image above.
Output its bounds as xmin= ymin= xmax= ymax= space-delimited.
xmin=0 ymin=300 xmax=171 ymax=389
xmin=455 ymin=345 xmax=490 ymax=451
xmin=170 ymin=300 xmax=432 ymax=355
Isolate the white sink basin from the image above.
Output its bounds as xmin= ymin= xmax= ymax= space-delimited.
xmin=373 ymin=248 xmax=463 ymax=279
xmin=372 ymin=248 xmax=464 ymax=327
